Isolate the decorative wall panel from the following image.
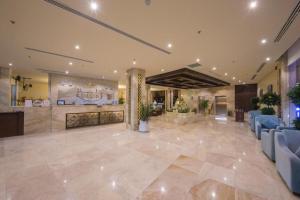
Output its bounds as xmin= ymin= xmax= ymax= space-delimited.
xmin=100 ymin=111 xmax=124 ymax=125
xmin=137 ymin=73 xmax=142 ymax=121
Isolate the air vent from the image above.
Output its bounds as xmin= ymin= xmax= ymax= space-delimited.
xmin=251 ymin=74 xmax=257 ymax=80
xmin=274 ymin=1 xmax=300 ymax=42
xmin=187 ymin=63 xmax=202 ymax=68
xmin=256 ymin=62 xmax=266 ymax=73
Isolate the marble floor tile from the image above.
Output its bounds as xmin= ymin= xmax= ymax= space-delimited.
xmin=0 ymin=116 xmax=299 ymax=200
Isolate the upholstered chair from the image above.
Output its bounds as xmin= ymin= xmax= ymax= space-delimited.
xmin=248 ymin=110 xmax=261 ymax=132
xmin=255 ymin=115 xmax=281 ymax=139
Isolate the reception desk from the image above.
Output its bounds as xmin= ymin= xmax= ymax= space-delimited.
xmin=9 ymin=105 xmax=125 ymax=134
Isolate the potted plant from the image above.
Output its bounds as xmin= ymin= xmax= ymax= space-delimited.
xmin=199 ymin=100 xmax=209 ymax=114
xmin=287 ymin=84 xmax=300 ymax=129
xmin=260 ymin=92 xmax=280 ymax=115
xmin=139 ymin=103 xmax=152 ymax=132
xmin=250 ymin=97 xmax=260 ymax=110
xmin=118 ymin=96 xmax=125 ymax=104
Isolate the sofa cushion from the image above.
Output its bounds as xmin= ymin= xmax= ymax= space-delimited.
xmin=260 ymin=118 xmax=279 ymax=129
xmin=295 ymin=147 xmax=300 ymax=158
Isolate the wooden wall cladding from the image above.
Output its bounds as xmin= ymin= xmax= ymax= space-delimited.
xmin=0 ymin=112 xmax=24 ymax=138
xmin=235 ymin=84 xmax=258 ymax=112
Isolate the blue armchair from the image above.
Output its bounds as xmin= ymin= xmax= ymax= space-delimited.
xmin=255 ymin=115 xmax=281 ymax=139
xmin=275 ymin=132 xmax=300 ymax=194
xmin=248 ymin=110 xmax=261 ymax=132
xmin=261 ymin=128 xmax=296 ymax=161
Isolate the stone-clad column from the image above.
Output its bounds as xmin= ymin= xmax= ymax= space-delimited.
xmin=0 ymin=67 xmax=11 ymax=112
xmin=126 ymin=68 xmax=146 ymax=130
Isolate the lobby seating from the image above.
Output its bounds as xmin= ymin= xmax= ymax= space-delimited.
xmin=275 ymin=131 xmax=300 ymax=194
xmin=248 ymin=110 xmax=261 ymax=132
xmin=261 ymin=128 xmax=295 ymax=161
xmin=255 ymin=115 xmax=281 ymax=139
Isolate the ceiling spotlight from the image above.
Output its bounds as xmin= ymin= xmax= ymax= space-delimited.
xmin=90 ymin=1 xmax=99 ymax=11
xmin=232 ymin=77 xmax=236 ymax=80
xmin=133 ymin=59 xmax=137 ymax=65
xmin=196 ymin=58 xmax=200 ymax=63
xmin=243 ymin=82 xmax=246 ymax=84
xmin=167 ymin=43 xmax=172 ymax=48
xmin=261 ymin=39 xmax=267 ymax=44
xmin=161 ymin=69 xmax=165 ymax=72
xmin=266 ymin=57 xmax=271 ymax=61
xmin=249 ymin=1 xmax=257 ymax=9
xmin=102 ymin=75 xmax=105 ymax=79
xmin=68 ymin=62 xmax=73 ymax=66
xmin=65 ymin=70 xmax=69 ymax=75
xmin=212 ymin=67 xmax=217 ymax=71
xmin=113 ymin=70 xmax=118 ymax=74
xmin=224 ymin=72 xmax=228 ymax=76
xmin=239 ymin=80 xmax=241 ymax=83
xmin=75 ymin=45 xmax=80 ymax=50
xmin=8 ymin=63 xmax=13 ymax=66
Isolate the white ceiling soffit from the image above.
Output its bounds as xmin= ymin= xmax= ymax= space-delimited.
xmin=0 ymin=0 xmax=300 ymax=84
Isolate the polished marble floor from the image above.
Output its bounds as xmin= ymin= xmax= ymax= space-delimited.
xmin=0 ymin=115 xmax=299 ymax=200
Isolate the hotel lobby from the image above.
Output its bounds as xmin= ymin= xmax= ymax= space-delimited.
xmin=1 ymin=0 xmax=300 ymax=199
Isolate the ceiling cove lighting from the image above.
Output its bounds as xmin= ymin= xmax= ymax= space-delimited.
xmin=266 ymin=57 xmax=271 ymax=61
xmin=75 ymin=45 xmax=80 ymax=50
xmin=249 ymin=1 xmax=257 ymax=9
xmin=90 ymin=1 xmax=99 ymax=11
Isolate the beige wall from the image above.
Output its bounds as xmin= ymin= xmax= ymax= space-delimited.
xmin=180 ymin=86 xmax=235 ymax=114
xmin=18 ymin=81 xmax=48 ymax=100
xmin=257 ymin=67 xmax=280 ymax=95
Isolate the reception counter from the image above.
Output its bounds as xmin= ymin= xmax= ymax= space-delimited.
xmin=9 ymin=105 xmax=125 ymax=135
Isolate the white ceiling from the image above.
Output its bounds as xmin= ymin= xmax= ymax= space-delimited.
xmin=0 ymin=0 xmax=300 ymax=85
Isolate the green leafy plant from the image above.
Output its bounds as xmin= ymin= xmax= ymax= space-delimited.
xmin=118 ymin=97 xmax=125 ymax=104
xmin=260 ymin=92 xmax=280 ymax=115
xmin=250 ymin=97 xmax=260 ymax=110
xmin=293 ymin=118 xmax=300 ymax=130
xmin=176 ymin=98 xmax=190 ymax=113
xmin=140 ymin=103 xmax=152 ymax=121
xmin=192 ymin=108 xmax=197 ymax=113
xmin=199 ymin=100 xmax=209 ymax=110
xmin=287 ymin=84 xmax=300 ymax=129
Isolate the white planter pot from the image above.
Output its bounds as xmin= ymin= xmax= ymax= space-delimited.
xmin=139 ymin=120 xmax=149 ymax=132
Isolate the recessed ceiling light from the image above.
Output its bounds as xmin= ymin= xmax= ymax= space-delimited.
xmin=212 ymin=67 xmax=217 ymax=71
xmin=196 ymin=58 xmax=200 ymax=63
xmin=90 ymin=1 xmax=99 ymax=11
xmin=232 ymin=77 xmax=236 ymax=80
xmin=243 ymin=82 xmax=246 ymax=84
xmin=75 ymin=45 xmax=80 ymax=50
xmin=167 ymin=43 xmax=172 ymax=48
xmin=249 ymin=1 xmax=257 ymax=9
xmin=68 ymin=62 xmax=73 ymax=66
xmin=266 ymin=57 xmax=271 ymax=61
xmin=224 ymin=72 xmax=228 ymax=76
xmin=261 ymin=39 xmax=267 ymax=44
xmin=161 ymin=69 xmax=165 ymax=72
xmin=239 ymin=80 xmax=241 ymax=83
xmin=65 ymin=70 xmax=69 ymax=75
xmin=113 ymin=70 xmax=118 ymax=74
xmin=8 ymin=63 xmax=13 ymax=66
xmin=102 ymin=75 xmax=105 ymax=79
xmin=133 ymin=59 xmax=137 ymax=65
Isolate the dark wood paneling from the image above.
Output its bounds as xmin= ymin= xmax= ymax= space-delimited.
xmin=0 ymin=112 xmax=24 ymax=138
xmin=235 ymin=84 xmax=257 ymax=112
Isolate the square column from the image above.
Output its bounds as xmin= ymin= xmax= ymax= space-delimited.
xmin=126 ymin=68 xmax=146 ymax=130
xmin=0 ymin=67 xmax=11 ymax=112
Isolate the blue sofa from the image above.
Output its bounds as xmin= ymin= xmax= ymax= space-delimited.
xmin=275 ymin=131 xmax=300 ymax=194
xmin=255 ymin=115 xmax=281 ymax=139
xmin=248 ymin=110 xmax=261 ymax=132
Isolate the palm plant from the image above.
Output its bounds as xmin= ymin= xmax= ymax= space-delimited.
xmin=140 ymin=103 xmax=152 ymax=121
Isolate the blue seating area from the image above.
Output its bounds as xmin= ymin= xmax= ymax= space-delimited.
xmin=248 ymin=110 xmax=261 ymax=132
xmin=254 ymin=115 xmax=281 ymax=139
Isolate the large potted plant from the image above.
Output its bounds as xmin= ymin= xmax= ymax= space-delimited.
xmin=139 ymin=103 xmax=152 ymax=132
xmin=287 ymin=84 xmax=300 ymax=129
xmin=250 ymin=97 xmax=260 ymax=110
xmin=199 ymin=99 xmax=209 ymax=114
xmin=260 ymin=92 xmax=280 ymax=115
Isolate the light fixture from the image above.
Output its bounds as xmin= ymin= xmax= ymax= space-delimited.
xmin=243 ymin=82 xmax=246 ymax=84
xmin=75 ymin=45 xmax=80 ymax=50
xmin=90 ymin=1 xmax=99 ymax=11
xmin=102 ymin=75 xmax=105 ymax=79
xmin=224 ymin=72 xmax=228 ymax=76
xmin=239 ymin=80 xmax=241 ymax=83
xmin=266 ymin=57 xmax=271 ymax=61
xmin=8 ymin=63 xmax=13 ymax=66
xmin=68 ymin=62 xmax=73 ymax=66
xmin=160 ymin=186 xmax=166 ymax=193
xmin=212 ymin=67 xmax=217 ymax=71
xmin=261 ymin=38 xmax=267 ymax=44
xmin=167 ymin=43 xmax=172 ymax=48
xmin=65 ymin=70 xmax=69 ymax=75
xmin=232 ymin=77 xmax=236 ymax=80
xmin=161 ymin=69 xmax=165 ymax=72
xmin=113 ymin=70 xmax=118 ymax=74
xmin=249 ymin=1 xmax=257 ymax=9
xmin=196 ymin=58 xmax=200 ymax=63
xmin=133 ymin=59 xmax=137 ymax=65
